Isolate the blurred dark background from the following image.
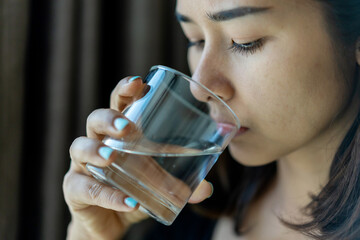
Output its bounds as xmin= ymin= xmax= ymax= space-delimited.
xmin=0 ymin=0 xmax=188 ymax=239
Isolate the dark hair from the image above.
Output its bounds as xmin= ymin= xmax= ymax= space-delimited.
xmin=281 ymin=1 xmax=360 ymax=239
xmin=196 ymin=1 xmax=360 ymax=239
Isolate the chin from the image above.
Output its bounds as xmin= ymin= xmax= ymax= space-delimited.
xmin=227 ymin=144 xmax=276 ymax=167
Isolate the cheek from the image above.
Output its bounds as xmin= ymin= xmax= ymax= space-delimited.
xmin=268 ymin=61 xmax=341 ymax=132
xmin=235 ymin=36 xmax=349 ymax=155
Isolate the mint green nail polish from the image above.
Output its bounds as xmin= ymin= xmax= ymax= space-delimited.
xmin=124 ymin=197 xmax=138 ymax=208
xmin=98 ymin=146 xmax=113 ymax=160
xmin=114 ymin=118 xmax=129 ymax=131
xmin=129 ymin=76 xmax=142 ymax=82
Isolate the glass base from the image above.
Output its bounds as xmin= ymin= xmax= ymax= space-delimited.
xmin=86 ymin=163 xmax=182 ymax=225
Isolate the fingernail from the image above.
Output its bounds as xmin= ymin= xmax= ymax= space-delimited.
xmin=114 ymin=118 xmax=129 ymax=131
xmin=207 ymin=182 xmax=214 ymax=199
xmin=98 ymin=146 xmax=113 ymax=160
xmin=124 ymin=197 xmax=138 ymax=208
xmin=129 ymin=76 xmax=142 ymax=83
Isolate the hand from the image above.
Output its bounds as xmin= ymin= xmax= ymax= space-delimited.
xmin=63 ymin=76 xmax=214 ymax=240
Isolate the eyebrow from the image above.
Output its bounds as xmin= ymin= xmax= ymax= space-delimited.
xmin=175 ymin=7 xmax=271 ymax=23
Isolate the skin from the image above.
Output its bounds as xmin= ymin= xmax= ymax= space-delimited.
xmin=177 ymin=0 xmax=360 ymax=239
xmin=63 ymin=0 xmax=360 ymax=239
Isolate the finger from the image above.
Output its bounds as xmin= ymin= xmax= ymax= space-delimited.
xmin=69 ymin=136 xmax=118 ymax=172
xmin=188 ymin=180 xmax=214 ymax=204
xmin=63 ymin=171 xmax=138 ymax=212
xmin=86 ymin=108 xmax=136 ymax=140
xmin=110 ymin=76 xmax=147 ymax=111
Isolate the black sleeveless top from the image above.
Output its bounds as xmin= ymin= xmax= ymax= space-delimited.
xmin=123 ymin=206 xmax=218 ymax=240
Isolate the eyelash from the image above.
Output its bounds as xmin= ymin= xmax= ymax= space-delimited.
xmin=187 ymin=40 xmax=205 ymax=48
xmin=187 ymin=38 xmax=265 ymax=56
xmin=229 ymin=38 xmax=265 ymax=55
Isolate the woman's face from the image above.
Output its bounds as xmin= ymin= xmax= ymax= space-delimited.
xmin=176 ymin=0 xmax=358 ymax=165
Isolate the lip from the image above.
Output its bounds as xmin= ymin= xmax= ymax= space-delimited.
xmin=216 ymin=122 xmax=248 ymax=136
xmin=236 ymin=127 xmax=249 ymax=136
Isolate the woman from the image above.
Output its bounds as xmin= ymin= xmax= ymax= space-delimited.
xmin=63 ymin=0 xmax=360 ymax=239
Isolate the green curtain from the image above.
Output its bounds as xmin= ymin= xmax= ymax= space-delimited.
xmin=0 ymin=0 xmax=188 ymax=239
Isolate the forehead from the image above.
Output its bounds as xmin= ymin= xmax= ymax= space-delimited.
xmin=176 ymin=0 xmax=271 ymax=11
xmin=176 ymin=0 xmax=315 ymax=14
xmin=175 ymin=0 xmax=323 ymax=27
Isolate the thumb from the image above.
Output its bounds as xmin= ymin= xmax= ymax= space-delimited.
xmin=188 ymin=180 xmax=214 ymax=204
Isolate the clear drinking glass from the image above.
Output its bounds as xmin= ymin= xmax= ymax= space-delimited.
xmin=86 ymin=65 xmax=240 ymax=225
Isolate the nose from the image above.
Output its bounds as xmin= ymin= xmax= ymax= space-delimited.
xmin=190 ymin=52 xmax=235 ymax=103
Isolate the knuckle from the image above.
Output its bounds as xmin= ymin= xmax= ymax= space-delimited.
xmin=69 ymin=150 xmax=76 ymax=164
xmin=69 ymin=137 xmax=84 ymax=160
xmin=110 ymin=87 xmax=118 ymax=101
xmin=86 ymin=108 xmax=116 ymax=130
xmin=87 ymin=109 xmax=102 ymax=124
xmin=62 ymin=172 xmax=70 ymax=192
xmin=88 ymin=182 xmax=105 ymax=202
xmin=69 ymin=139 xmax=77 ymax=159
xmin=111 ymin=78 xmax=128 ymax=99
xmin=62 ymin=171 xmax=76 ymax=202
xmin=108 ymin=189 xmax=122 ymax=205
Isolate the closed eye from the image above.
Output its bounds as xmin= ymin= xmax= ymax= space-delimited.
xmin=229 ymin=38 xmax=265 ymax=55
xmin=188 ymin=39 xmax=205 ymax=49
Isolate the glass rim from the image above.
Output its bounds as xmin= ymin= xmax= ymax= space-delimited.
xmin=150 ymin=65 xmax=241 ymax=129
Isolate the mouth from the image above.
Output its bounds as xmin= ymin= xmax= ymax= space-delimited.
xmin=236 ymin=127 xmax=249 ymax=136
xmin=216 ymin=122 xmax=249 ymax=136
